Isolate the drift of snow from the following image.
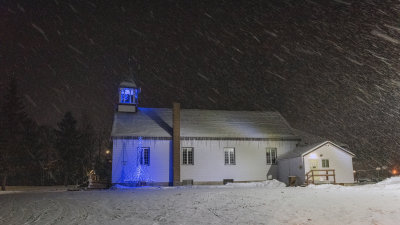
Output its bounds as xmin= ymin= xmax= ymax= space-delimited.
xmin=225 ymin=179 xmax=286 ymax=188
xmin=308 ymin=177 xmax=400 ymax=190
xmin=1 ymin=178 xmax=400 ymax=224
xmin=375 ymin=176 xmax=400 ymax=185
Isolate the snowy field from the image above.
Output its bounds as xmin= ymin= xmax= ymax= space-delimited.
xmin=1 ymin=179 xmax=400 ymax=225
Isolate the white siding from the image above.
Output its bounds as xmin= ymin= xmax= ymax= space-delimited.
xmin=303 ymin=143 xmax=354 ymax=184
xmin=278 ymin=157 xmax=305 ymax=185
xmin=112 ymin=138 xmax=171 ymax=184
xmin=180 ymin=139 xmax=298 ymax=182
xmin=112 ymin=138 xmax=300 ymax=184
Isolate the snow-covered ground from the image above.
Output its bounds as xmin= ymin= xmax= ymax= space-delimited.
xmin=1 ymin=179 xmax=400 ymax=225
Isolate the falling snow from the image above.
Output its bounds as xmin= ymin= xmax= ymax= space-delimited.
xmin=31 ymin=23 xmax=49 ymax=42
xmin=1 ymin=0 xmax=400 ymax=172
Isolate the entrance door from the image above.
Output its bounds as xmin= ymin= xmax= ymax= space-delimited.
xmin=309 ymin=159 xmax=325 ymax=181
xmin=309 ymin=159 xmax=319 ymax=181
xmin=309 ymin=159 xmax=318 ymax=170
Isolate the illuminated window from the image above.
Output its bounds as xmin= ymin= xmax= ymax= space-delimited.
xmin=322 ymin=159 xmax=329 ymax=168
xmin=119 ymin=88 xmax=137 ymax=104
xmin=266 ymin=148 xmax=277 ymax=165
xmin=224 ymin=148 xmax=235 ymax=165
xmin=182 ymin=147 xmax=194 ymax=165
xmin=139 ymin=147 xmax=150 ymax=166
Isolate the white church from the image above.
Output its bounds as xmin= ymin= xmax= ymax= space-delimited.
xmin=111 ymin=81 xmax=355 ymax=186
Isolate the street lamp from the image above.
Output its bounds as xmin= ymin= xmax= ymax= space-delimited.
xmin=376 ymin=167 xmax=381 ymax=181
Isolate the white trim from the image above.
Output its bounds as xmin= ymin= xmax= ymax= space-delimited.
xmin=302 ymin=141 xmax=355 ymax=158
xmin=182 ymin=147 xmax=194 ymax=165
xmin=266 ymin=147 xmax=277 ymax=165
xmin=224 ymin=147 xmax=236 ymax=165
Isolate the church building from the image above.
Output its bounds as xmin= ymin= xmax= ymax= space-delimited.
xmin=111 ymin=81 xmax=355 ymax=186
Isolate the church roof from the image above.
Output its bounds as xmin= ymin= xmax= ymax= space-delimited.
xmin=119 ymin=80 xmax=137 ymax=88
xmin=111 ymin=108 xmax=300 ymax=139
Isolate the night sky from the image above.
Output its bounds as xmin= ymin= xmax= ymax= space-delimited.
xmin=2 ymin=0 xmax=400 ymax=169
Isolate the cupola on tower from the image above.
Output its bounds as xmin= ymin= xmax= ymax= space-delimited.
xmin=117 ymin=81 xmax=140 ymax=113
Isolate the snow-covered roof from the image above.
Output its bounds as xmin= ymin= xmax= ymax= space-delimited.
xmin=291 ymin=129 xmax=349 ymax=149
xmin=120 ymin=80 xmax=137 ymax=88
xmin=278 ymin=141 xmax=355 ymax=160
xmin=111 ymin=108 xmax=300 ymax=139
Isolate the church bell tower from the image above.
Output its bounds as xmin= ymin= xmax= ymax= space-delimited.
xmin=117 ymin=81 xmax=140 ymax=113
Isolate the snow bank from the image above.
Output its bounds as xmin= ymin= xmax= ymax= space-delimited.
xmin=371 ymin=176 xmax=400 ymax=189
xmin=375 ymin=176 xmax=400 ymax=185
xmin=2 ymin=180 xmax=400 ymax=224
xmin=306 ymin=183 xmax=345 ymax=189
xmin=225 ymin=179 xmax=286 ymax=188
xmin=307 ymin=176 xmax=400 ymax=190
xmin=112 ymin=179 xmax=286 ymax=190
xmin=112 ymin=184 xmax=161 ymax=190
xmin=0 ymin=186 xmax=69 ymax=194
xmin=2 ymin=183 xmax=400 ymax=224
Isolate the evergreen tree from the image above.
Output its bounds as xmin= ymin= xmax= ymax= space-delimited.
xmin=0 ymin=77 xmax=28 ymax=190
xmin=19 ymin=118 xmax=41 ymax=185
xmin=78 ymin=114 xmax=97 ymax=185
xmin=37 ymin=126 xmax=59 ymax=185
xmin=0 ymin=96 xmax=7 ymax=190
xmin=21 ymin=119 xmax=59 ymax=185
xmin=93 ymin=137 xmax=112 ymax=184
xmin=93 ymin=127 xmax=112 ymax=182
xmin=55 ymin=112 xmax=81 ymax=186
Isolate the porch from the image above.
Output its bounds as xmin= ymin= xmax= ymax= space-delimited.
xmin=306 ymin=169 xmax=336 ymax=185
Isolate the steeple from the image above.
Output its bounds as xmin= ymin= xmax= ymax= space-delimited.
xmin=117 ymin=80 xmax=140 ymax=113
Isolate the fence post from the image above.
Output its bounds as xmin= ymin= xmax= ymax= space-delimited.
xmin=333 ymin=170 xmax=336 ymax=184
xmin=306 ymin=173 xmax=308 ymax=185
xmin=312 ymin=170 xmax=314 ymax=184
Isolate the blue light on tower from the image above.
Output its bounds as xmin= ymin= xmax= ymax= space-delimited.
xmin=119 ymin=88 xmax=138 ymax=104
xmin=117 ymin=81 xmax=140 ymax=113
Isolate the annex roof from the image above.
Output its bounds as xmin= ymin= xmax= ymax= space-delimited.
xmin=278 ymin=141 xmax=355 ymax=160
xmin=291 ymin=129 xmax=349 ymax=149
xmin=111 ymin=108 xmax=300 ymax=139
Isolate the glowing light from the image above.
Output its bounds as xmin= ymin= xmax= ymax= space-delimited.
xmin=119 ymin=87 xmax=138 ymax=104
xmin=119 ymin=136 xmax=152 ymax=186
xmin=105 ymin=150 xmax=111 ymax=155
xmin=392 ymin=169 xmax=398 ymax=175
xmin=309 ymin=153 xmax=318 ymax=159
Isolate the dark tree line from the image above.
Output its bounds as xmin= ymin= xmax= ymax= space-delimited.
xmin=0 ymin=78 xmax=111 ymax=190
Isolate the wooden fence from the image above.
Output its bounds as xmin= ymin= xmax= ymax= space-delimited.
xmin=306 ymin=169 xmax=336 ymax=185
